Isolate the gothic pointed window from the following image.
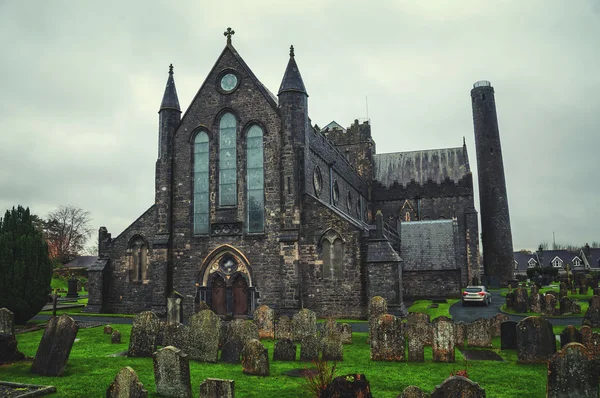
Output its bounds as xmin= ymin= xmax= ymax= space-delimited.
xmin=194 ymin=132 xmax=210 ymax=234
xmin=320 ymin=230 xmax=344 ymax=279
xmin=247 ymin=125 xmax=264 ymax=232
xmin=129 ymin=236 xmax=148 ymax=281
xmin=219 ymin=113 xmax=237 ymax=206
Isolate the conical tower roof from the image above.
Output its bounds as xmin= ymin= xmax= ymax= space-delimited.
xmin=159 ymin=64 xmax=180 ymax=112
xmin=278 ymin=45 xmax=307 ymax=96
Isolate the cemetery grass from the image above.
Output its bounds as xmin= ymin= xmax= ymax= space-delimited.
xmin=500 ymin=301 xmax=588 ymax=317
xmin=5 ymin=326 xmax=550 ymax=397
xmin=407 ymin=299 xmax=460 ymax=319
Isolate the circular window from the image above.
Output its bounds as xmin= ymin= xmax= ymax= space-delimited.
xmin=346 ymin=191 xmax=352 ymax=212
xmin=332 ymin=180 xmax=339 ymax=205
xmin=220 ymin=73 xmax=238 ymax=92
xmin=313 ymin=167 xmax=323 ymax=197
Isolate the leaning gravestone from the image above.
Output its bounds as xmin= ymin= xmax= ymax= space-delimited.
xmin=454 ymin=322 xmax=466 ymax=349
xmin=430 ymin=375 xmax=486 ymax=397
xmin=513 ymin=287 xmax=529 ymax=313
xmin=500 ymin=321 xmax=518 ymax=350
xmin=162 ymin=322 xmax=188 ymax=350
xmin=153 ymin=346 xmax=192 ymax=398
xmin=275 ymin=316 xmax=292 ymax=340
xmin=547 ymin=343 xmax=598 ymax=398
xmin=407 ymin=312 xmax=432 ymax=346
xmin=467 ymin=318 xmax=492 ymax=348
xmin=187 ymin=310 xmax=221 ymax=363
xmin=241 ymin=339 xmax=269 ymax=376
xmin=107 ymin=367 xmax=148 ymax=398
xmin=111 ymin=330 xmax=122 ymax=344
xmin=370 ymin=314 xmax=404 ymax=361
xmin=517 ymin=316 xmax=556 ymax=363
xmin=31 ymin=314 xmax=78 ymax=376
xmin=199 ymin=378 xmax=235 ymax=398
xmin=291 ymin=309 xmax=317 ymax=342
xmin=400 ymin=385 xmax=427 ymax=398
xmin=560 ymin=325 xmax=582 ymax=348
xmin=220 ymin=339 xmax=243 ymax=364
xmin=489 ymin=314 xmax=508 ymax=337
xmin=128 ymin=311 xmax=160 ymax=357
xmin=368 ymin=296 xmax=388 ymax=342
xmin=253 ymin=305 xmax=274 ymax=339
xmin=340 ymin=323 xmax=352 ymax=344
xmin=583 ymin=295 xmax=600 ymax=327
xmin=432 ymin=317 xmax=455 ymax=363
xmin=322 ymin=335 xmax=343 ymax=361
xmin=0 ymin=308 xmax=24 ymax=364
xmin=300 ymin=334 xmax=320 ymax=361
xmin=273 ymin=338 xmax=297 ymax=361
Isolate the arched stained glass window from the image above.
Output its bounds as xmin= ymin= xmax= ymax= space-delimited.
xmin=247 ymin=125 xmax=264 ymax=232
xmin=219 ymin=113 xmax=237 ymax=206
xmin=194 ymin=132 xmax=209 ymax=234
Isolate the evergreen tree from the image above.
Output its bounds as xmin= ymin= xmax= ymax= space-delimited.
xmin=0 ymin=206 xmax=53 ymax=324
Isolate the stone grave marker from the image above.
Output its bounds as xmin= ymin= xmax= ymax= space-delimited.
xmin=197 ymin=301 xmax=210 ymax=312
xmin=432 ymin=316 xmax=455 ymax=363
xmin=560 ymin=325 xmax=582 ymax=348
xmin=241 ymin=339 xmax=269 ymax=376
xmin=253 ymin=305 xmax=274 ymax=339
xmin=559 ymin=297 xmax=573 ymax=315
xmin=220 ymin=339 xmax=243 ymax=364
xmin=322 ymin=374 xmax=372 ymax=398
xmin=187 ymin=310 xmax=221 ymax=363
xmin=572 ymin=301 xmax=582 ymax=314
xmin=548 ymin=343 xmax=598 ymax=398
xmin=505 ymin=291 xmax=514 ymax=309
xmin=322 ymin=335 xmax=343 ymax=361
xmin=323 ymin=318 xmax=341 ymax=338
xmin=166 ymin=293 xmax=183 ymax=324
xmin=111 ymin=330 xmax=122 ymax=344
xmin=128 ymin=311 xmax=160 ymax=357
xmin=407 ymin=321 xmax=425 ymax=362
xmin=199 ymin=378 xmax=234 ymax=398
xmin=340 ymin=323 xmax=352 ymax=344
xmin=0 ymin=308 xmax=24 ymax=364
xmin=580 ymin=284 xmax=588 ymax=295
xmin=300 ymin=334 xmax=320 ymax=361
xmin=583 ymin=295 xmax=600 ymax=327
xmin=226 ymin=319 xmax=259 ymax=348
xmin=370 ymin=314 xmax=404 ymax=361
xmin=543 ymin=294 xmax=558 ymax=316
xmin=275 ymin=315 xmax=292 ymax=340
xmin=530 ymin=292 xmax=543 ymax=313
xmin=162 ymin=322 xmax=188 ymax=350
xmin=273 ymin=338 xmax=297 ymax=361
xmin=517 ymin=316 xmax=556 ymax=363
xmin=104 ymin=325 xmax=113 ymax=335
xmin=291 ymin=309 xmax=317 ymax=342
xmin=153 ymin=346 xmax=192 ymax=398
xmin=595 ymin=288 xmax=600 ymax=297
xmin=430 ymin=375 xmax=486 ymax=397
xmin=368 ymin=296 xmax=388 ymax=342
xmin=513 ymin=287 xmax=529 ymax=313
xmin=407 ymin=312 xmax=432 ymax=346
xmin=400 ymin=385 xmax=427 ymax=397
xmin=454 ymin=321 xmax=466 ymax=349
xmin=467 ymin=318 xmax=491 ymax=348
xmin=106 ymin=366 xmax=148 ymax=398
xmin=490 ymin=314 xmax=508 ymax=338
xmin=31 ymin=314 xmax=79 ymax=376
xmin=559 ymin=282 xmax=568 ymax=299
xmin=500 ymin=321 xmax=517 ymax=350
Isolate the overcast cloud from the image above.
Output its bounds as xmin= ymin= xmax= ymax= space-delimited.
xmin=0 ymin=0 xmax=598 ymax=252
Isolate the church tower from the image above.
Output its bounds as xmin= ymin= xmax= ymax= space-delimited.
xmin=471 ymin=80 xmax=514 ymax=284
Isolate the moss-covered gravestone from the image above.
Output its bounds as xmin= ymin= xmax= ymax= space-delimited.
xmin=322 ymin=335 xmax=343 ymax=361
xmin=291 ymin=309 xmax=317 ymax=342
xmin=153 ymin=346 xmax=192 ymax=398
xmin=400 ymin=385 xmax=427 ymax=398
xmin=111 ymin=330 xmax=122 ymax=344
xmin=0 ymin=308 xmax=24 ymax=364
xmin=226 ymin=319 xmax=259 ymax=348
xmin=253 ymin=305 xmax=274 ymax=339
xmin=199 ymin=378 xmax=234 ymax=398
xmin=128 ymin=311 xmax=160 ymax=357
xmin=106 ymin=367 xmax=148 ymax=398
xmin=583 ymin=295 xmax=600 ymax=327
xmin=340 ymin=323 xmax=352 ymax=344
xmin=241 ymin=339 xmax=269 ymax=376
xmin=489 ymin=314 xmax=508 ymax=338
xmin=162 ymin=322 xmax=188 ymax=350
xmin=273 ymin=338 xmax=297 ymax=361
xmin=300 ymin=334 xmax=320 ymax=362
xmin=275 ymin=316 xmax=292 ymax=340
xmin=323 ymin=318 xmax=340 ymax=338
xmin=548 ymin=343 xmax=598 ymax=398
xmin=187 ymin=310 xmax=221 ymax=363
xmin=467 ymin=318 xmax=492 ymax=348
xmin=370 ymin=314 xmax=404 ymax=361
xmin=559 ymin=325 xmax=582 ymax=348
xmin=31 ymin=314 xmax=78 ymax=376
xmin=220 ymin=339 xmax=242 ymax=364
xmin=454 ymin=321 xmax=466 ymax=349
xmin=432 ymin=316 xmax=455 ymax=363
xmin=407 ymin=312 xmax=432 ymax=345
xmin=517 ymin=316 xmax=556 ymax=364
xmin=368 ymin=296 xmax=387 ymax=343
xmin=430 ymin=376 xmax=485 ymax=397
xmin=513 ymin=287 xmax=529 ymax=313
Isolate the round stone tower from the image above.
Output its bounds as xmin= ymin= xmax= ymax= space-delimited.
xmin=471 ymin=80 xmax=514 ymax=284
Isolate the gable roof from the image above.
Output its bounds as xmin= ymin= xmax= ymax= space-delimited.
xmin=321 ymin=121 xmax=345 ymax=133
xmin=63 ymin=255 xmax=98 ymax=270
xmin=513 ymin=251 xmax=537 ymax=271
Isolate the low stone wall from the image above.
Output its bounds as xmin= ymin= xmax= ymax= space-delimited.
xmin=403 ymin=269 xmax=461 ymax=299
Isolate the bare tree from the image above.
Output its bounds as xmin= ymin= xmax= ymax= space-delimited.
xmin=45 ymin=205 xmax=93 ymax=264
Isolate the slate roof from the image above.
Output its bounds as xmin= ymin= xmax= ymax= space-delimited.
xmin=366 ymin=239 xmax=402 ymax=263
xmin=321 ymin=121 xmax=345 ymax=133
xmin=583 ymin=248 xmax=600 ymax=270
xmin=401 ymin=219 xmax=458 ymax=271
xmin=373 ymin=146 xmax=470 ymax=187
xmin=63 ymin=256 xmax=99 ymax=270
xmin=159 ymin=66 xmax=180 ymax=111
xmin=537 ymin=250 xmax=583 ymax=269
xmin=513 ymin=252 xmax=537 ymax=272
xmin=278 ymin=53 xmax=307 ymax=95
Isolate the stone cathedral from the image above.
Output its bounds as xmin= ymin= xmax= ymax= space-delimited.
xmin=86 ymin=30 xmax=485 ymax=319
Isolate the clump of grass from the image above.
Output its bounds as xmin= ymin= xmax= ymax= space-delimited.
xmin=303 ymin=359 xmax=337 ymax=397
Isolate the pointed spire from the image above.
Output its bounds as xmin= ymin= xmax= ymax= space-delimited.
xmin=278 ymin=45 xmax=307 ymax=96
xmin=160 ymin=63 xmax=180 ymax=112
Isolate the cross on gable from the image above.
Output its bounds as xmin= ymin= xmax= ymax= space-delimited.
xmin=224 ymin=27 xmax=235 ymax=44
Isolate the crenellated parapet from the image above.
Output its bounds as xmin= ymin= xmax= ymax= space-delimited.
xmin=371 ymin=173 xmax=474 ymax=201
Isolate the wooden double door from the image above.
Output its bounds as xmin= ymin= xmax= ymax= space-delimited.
xmin=210 ymin=273 xmax=248 ymax=316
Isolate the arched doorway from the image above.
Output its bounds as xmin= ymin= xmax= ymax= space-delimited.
xmin=210 ymin=274 xmax=227 ymax=315
xmin=232 ymin=274 xmax=249 ymax=316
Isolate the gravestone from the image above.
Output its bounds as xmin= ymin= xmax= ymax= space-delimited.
xmin=253 ymin=305 xmax=274 ymax=339
xmin=111 ymin=330 xmax=122 ymax=344
xmin=407 ymin=321 xmax=425 ymax=362
xmin=187 ymin=310 xmax=221 ymax=363
xmin=322 ymin=336 xmax=343 ymax=361
xmin=513 ymin=288 xmax=529 ymax=313
xmin=0 ymin=308 xmax=24 ymax=364
xmin=400 ymin=385 xmax=427 ymax=398
xmin=340 ymin=323 xmax=352 ymax=344
xmin=580 ymin=326 xmax=600 ymax=359
xmin=106 ymin=366 xmax=148 ymax=398
xmin=66 ymin=278 xmax=79 ymax=298
xmin=128 ymin=311 xmax=160 ymax=357
xmin=291 ymin=309 xmax=317 ymax=342
xmin=467 ymin=318 xmax=491 ymax=348
xmin=197 ymin=301 xmax=210 ymax=312
xmin=31 ymin=314 xmax=78 ymax=376
xmin=543 ymin=294 xmax=558 ymax=316
xmin=500 ymin=321 xmax=518 ymax=350
xmin=162 ymin=322 xmax=188 ymax=350
xmin=559 ymin=297 xmax=573 ymax=315
xmin=153 ymin=346 xmax=192 ymax=398
xmin=241 ymin=339 xmax=269 ymax=376
xmin=104 ymin=325 xmax=113 ymax=335
xmin=156 ymin=321 xmax=166 ymax=347
xmin=370 ymin=314 xmax=405 ymax=361
xmin=275 ymin=316 xmax=292 ymax=340
xmin=560 ymin=325 xmax=582 ymax=348
xmin=505 ymin=292 xmax=514 ymax=309
xmin=489 ymin=314 xmax=508 ymax=338
xmin=517 ymin=316 xmax=556 ymax=363
xmin=432 ymin=316 xmax=455 ymax=363
xmin=321 ymin=374 xmax=372 ymax=398
xmin=548 ymin=343 xmax=598 ymax=398
xmin=595 ymin=288 xmax=600 ymax=297
xmin=220 ymin=339 xmax=243 ymax=364
xmin=454 ymin=321 xmax=466 ymax=349
xmin=273 ymin=338 xmax=296 ymax=361
xmin=226 ymin=319 xmax=259 ymax=348
xmin=559 ymin=282 xmax=568 ymax=299
xmin=529 ymin=293 xmax=543 ymax=313
xmin=572 ymin=302 xmax=582 ymax=314
xmin=407 ymin=312 xmax=432 ymax=346
xmin=300 ymin=334 xmax=320 ymax=361
xmin=323 ymin=318 xmax=341 ymax=338
xmin=166 ymin=293 xmax=183 ymax=324
xmin=580 ymin=284 xmax=588 ymax=295
xmin=583 ymin=295 xmax=600 ymax=327
xmin=368 ymin=296 xmax=388 ymax=342
xmin=430 ymin=376 xmax=486 ymax=397
xmin=199 ymin=378 xmax=234 ymax=398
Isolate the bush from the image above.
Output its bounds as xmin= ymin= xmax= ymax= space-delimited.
xmin=0 ymin=206 xmax=53 ymax=324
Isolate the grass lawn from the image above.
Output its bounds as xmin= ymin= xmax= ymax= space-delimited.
xmin=407 ymin=299 xmax=460 ymax=320
xmin=4 ymin=326 xmax=551 ymax=397
xmin=38 ymin=307 xmax=135 ymax=318
xmin=500 ymin=302 xmax=588 ymax=318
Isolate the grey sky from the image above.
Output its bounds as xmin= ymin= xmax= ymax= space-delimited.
xmin=0 ymin=0 xmax=598 ymax=252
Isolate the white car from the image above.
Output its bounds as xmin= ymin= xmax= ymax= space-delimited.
xmin=462 ymin=286 xmax=492 ymax=306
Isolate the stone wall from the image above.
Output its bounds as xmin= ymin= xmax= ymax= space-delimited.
xmin=403 ymin=269 xmax=461 ymax=299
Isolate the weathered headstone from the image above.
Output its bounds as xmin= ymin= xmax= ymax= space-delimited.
xmin=467 ymin=318 xmax=491 ymax=348
xmin=340 ymin=323 xmax=352 ymax=344
xmin=513 ymin=287 xmax=529 ymax=313
xmin=220 ymin=339 xmax=243 ymax=364
xmin=580 ymin=326 xmax=600 ymax=360
xmin=560 ymin=325 xmax=582 ymax=348
xmin=400 ymin=385 xmax=428 ymax=398
xmin=505 ymin=292 xmax=514 ymax=309
xmin=128 ymin=311 xmax=160 ymax=357
xmin=322 ymin=336 xmax=343 ymax=361
xmin=111 ymin=330 xmax=122 ymax=344
xmin=162 ymin=322 xmax=188 ymax=350
xmin=580 ymin=284 xmax=588 ymax=295
xmin=166 ymin=294 xmax=183 ymax=325
xmin=275 ymin=316 xmax=292 ymax=340
xmin=153 ymin=346 xmax=192 ymax=398
xmin=489 ymin=314 xmax=508 ymax=338
xmin=106 ymin=366 xmax=148 ymax=398
xmin=291 ymin=309 xmax=317 ymax=342
xmin=572 ymin=301 xmax=582 ymax=314
xmin=253 ymin=305 xmax=274 ymax=339
xmin=241 ymin=339 xmax=269 ymax=376
xmin=560 ymin=297 xmax=573 ymax=315
xmin=31 ymin=314 xmax=78 ymax=376
xmin=583 ymin=295 xmax=600 ymax=327
xmin=430 ymin=376 xmax=486 ymax=397
xmin=104 ymin=325 xmax=113 ymax=335
xmin=323 ymin=318 xmax=341 ymax=338
xmin=517 ymin=316 xmax=556 ymax=363
xmin=0 ymin=308 xmax=24 ymax=364
xmin=454 ymin=321 xmax=466 ymax=349
xmin=321 ymin=374 xmax=372 ymax=398
xmin=543 ymin=294 xmax=558 ymax=316
xmin=432 ymin=317 xmax=455 ymax=363
xmin=529 ymin=292 xmax=543 ymax=313
xmin=226 ymin=319 xmax=259 ymax=348
xmin=548 ymin=343 xmax=598 ymax=398
xmin=187 ymin=310 xmax=221 ymax=363
xmin=199 ymin=378 xmax=234 ymax=398
xmin=300 ymin=334 xmax=320 ymax=361
xmin=370 ymin=314 xmax=405 ymax=361
xmin=559 ymin=282 xmax=568 ymax=299
xmin=407 ymin=321 xmax=425 ymax=362
xmin=66 ymin=278 xmax=79 ymax=298
xmin=273 ymin=338 xmax=297 ymax=361
xmin=368 ymin=296 xmax=388 ymax=342
xmin=407 ymin=312 xmax=432 ymax=346
xmin=500 ymin=321 xmax=517 ymax=350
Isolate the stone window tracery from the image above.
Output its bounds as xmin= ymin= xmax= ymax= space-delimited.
xmin=246 ymin=125 xmax=264 ymax=233
xmin=320 ymin=230 xmax=344 ymax=279
xmin=129 ymin=236 xmax=148 ymax=282
xmin=194 ymin=131 xmax=209 ymax=234
xmin=219 ymin=113 xmax=237 ymax=206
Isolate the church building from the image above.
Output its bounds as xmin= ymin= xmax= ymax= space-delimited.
xmin=86 ymin=29 xmax=482 ymax=319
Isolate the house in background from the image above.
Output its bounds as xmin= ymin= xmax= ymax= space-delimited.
xmin=513 ymin=243 xmax=600 ymax=277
